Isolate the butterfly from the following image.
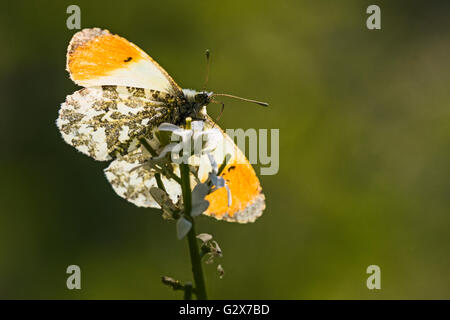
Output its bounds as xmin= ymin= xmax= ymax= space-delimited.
xmin=57 ymin=28 xmax=266 ymax=223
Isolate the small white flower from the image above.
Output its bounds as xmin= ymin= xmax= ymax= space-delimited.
xmin=156 ymin=121 xmax=222 ymax=163
xmin=190 ymin=120 xmax=204 ymax=132
xmin=196 ymin=233 xmax=213 ymax=242
xmin=154 ymin=142 xmax=183 ymax=160
xmin=191 ymin=183 xmax=210 ymax=217
xmin=158 ymin=123 xmax=185 ymax=134
xmin=176 ymin=217 xmax=192 ymax=240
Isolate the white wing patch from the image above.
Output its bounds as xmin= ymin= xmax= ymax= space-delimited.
xmin=56 ymin=85 xmax=175 ymax=161
xmin=75 ymin=59 xmax=178 ymax=94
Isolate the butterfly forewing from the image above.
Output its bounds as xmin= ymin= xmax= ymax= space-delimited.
xmin=201 ymin=116 xmax=265 ymax=223
xmin=66 ymin=28 xmax=183 ymax=96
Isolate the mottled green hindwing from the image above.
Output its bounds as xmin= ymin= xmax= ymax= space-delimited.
xmin=104 ymin=145 xmax=182 ymax=208
xmin=57 ymin=85 xmax=179 ymax=161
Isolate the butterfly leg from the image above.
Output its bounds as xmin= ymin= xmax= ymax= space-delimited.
xmin=210 ymin=98 xmax=225 ymax=125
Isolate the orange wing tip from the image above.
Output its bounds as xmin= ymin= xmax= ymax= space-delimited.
xmin=66 ymin=28 xmax=110 ymax=71
xmin=66 ymin=27 xmax=149 ymax=84
xmin=67 ymin=28 xmax=110 ymax=55
xmin=205 ymin=192 xmax=266 ymax=224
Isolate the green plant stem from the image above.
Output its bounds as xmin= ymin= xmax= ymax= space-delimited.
xmin=183 ymin=282 xmax=193 ymax=300
xmin=180 ymin=163 xmax=207 ymax=300
xmin=155 ymin=173 xmax=166 ymax=192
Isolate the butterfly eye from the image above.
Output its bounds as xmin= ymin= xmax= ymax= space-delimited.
xmin=194 ymin=93 xmax=206 ymax=103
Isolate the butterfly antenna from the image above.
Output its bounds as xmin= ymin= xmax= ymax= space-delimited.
xmin=211 ymin=93 xmax=269 ymax=107
xmin=202 ymin=49 xmax=211 ymax=91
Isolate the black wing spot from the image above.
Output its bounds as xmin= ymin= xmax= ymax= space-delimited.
xmin=124 ymin=57 xmax=132 ymax=62
xmin=227 ymin=166 xmax=236 ymax=172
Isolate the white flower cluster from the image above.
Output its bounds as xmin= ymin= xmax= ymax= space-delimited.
xmin=151 ymin=120 xmax=232 ymax=239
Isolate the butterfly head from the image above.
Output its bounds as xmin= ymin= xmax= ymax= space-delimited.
xmin=194 ymin=91 xmax=213 ymax=105
xmin=181 ymin=89 xmax=213 ymax=117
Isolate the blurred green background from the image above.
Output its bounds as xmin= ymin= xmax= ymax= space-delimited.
xmin=1 ymin=0 xmax=449 ymax=299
